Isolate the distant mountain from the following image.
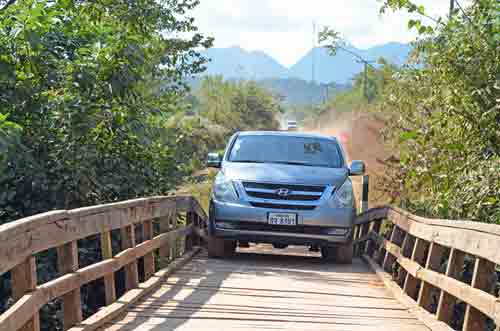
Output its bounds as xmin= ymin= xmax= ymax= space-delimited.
xmin=289 ymin=42 xmax=411 ymax=84
xmin=201 ymin=46 xmax=288 ymax=80
xmin=200 ymin=42 xmax=411 ymax=84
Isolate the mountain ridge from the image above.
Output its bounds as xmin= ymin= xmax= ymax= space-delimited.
xmin=200 ymin=42 xmax=411 ymax=84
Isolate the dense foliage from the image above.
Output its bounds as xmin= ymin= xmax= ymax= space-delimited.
xmin=0 ymin=0 xmax=213 ymax=223
xmin=318 ymin=1 xmax=499 ymax=224
xmin=380 ymin=0 xmax=500 ymax=223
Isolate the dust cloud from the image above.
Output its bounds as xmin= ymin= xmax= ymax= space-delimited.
xmin=303 ymin=109 xmax=391 ymax=205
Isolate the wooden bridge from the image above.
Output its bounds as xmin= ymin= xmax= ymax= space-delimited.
xmin=1 ymin=195 xmax=499 ymax=331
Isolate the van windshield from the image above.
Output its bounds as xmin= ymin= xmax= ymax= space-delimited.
xmin=228 ymin=135 xmax=343 ymax=168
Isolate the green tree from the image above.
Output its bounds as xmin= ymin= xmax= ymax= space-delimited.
xmin=0 ymin=0 xmax=213 ymax=221
xmin=380 ymin=0 xmax=500 ymax=223
xmin=196 ymin=76 xmax=280 ymax=133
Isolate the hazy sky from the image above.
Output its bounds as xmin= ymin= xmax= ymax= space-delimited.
xmin=192 ymin=0 xmax=457 ymax=67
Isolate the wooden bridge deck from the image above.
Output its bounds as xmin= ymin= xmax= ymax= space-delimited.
xmin=101 ymin=245 xmax=430 ymax=331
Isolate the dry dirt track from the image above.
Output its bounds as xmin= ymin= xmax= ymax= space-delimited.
xmin=101 ymin=245 xmax=430 ymax=331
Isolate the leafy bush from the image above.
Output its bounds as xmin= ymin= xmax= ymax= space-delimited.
xmin=0 ymin=0 xmax=212 ymax=223
xmin=380 ymin=0 xmax=500 ymax=223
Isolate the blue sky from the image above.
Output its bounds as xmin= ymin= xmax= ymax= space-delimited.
xmin=193 ymin=0 xmax=463 ymax=67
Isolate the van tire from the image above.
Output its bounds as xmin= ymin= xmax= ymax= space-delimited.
xmin=334 ymin=242 xmax=353 ymax=264
xmin=208 ymin=236 xmax=236 ymax=258
xmin=321 ymin=243 xmax=353 ymax=264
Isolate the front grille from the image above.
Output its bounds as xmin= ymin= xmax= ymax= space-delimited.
xmin=243 ymin=182 xmax=325 ymax=193
xmin=242 ymin=182 xmax=326 ymax=204
xmin=249 ymin=202 xmax=316 ymax=211
xmin=246 ymin=192 xmax=319 ymax=201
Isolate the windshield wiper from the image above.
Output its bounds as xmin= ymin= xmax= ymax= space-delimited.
xmin=232 ymin=160 xmax=266 ymax=163
xmin=272 ymin=161 xmax=316 ymax=167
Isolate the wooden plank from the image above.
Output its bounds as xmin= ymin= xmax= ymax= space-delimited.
xmin=11 ymin=256 xmax=40 ymax=331
xmin=378 ymin=236 xmax=498 ymax=322
xmin=417 ymin=243 xmax=445 ymax=312
xmin=98 ymin=246 xmax=434 ymax=331
xmin=190 ymin=198 xmax=208 ymax=221
xmin=66 ymin=247 xmax=201 ymax=331
xmin=0 ymin=225 xmax=193 ymax=331
xmin=436 ymin=248 xmax=464 ymax=324
xmin=193 ymin=214 xmax=202 ymax=246
xmin=382 ymin=226 xmax=398 ymax=272
xmin=121 ymin=225 xmax=139 ymax=291
xmin=0 ymin=196 xmax=189 ymax=277
xmin=354 ymin=207 xmax=389 ymax=226
xmin=387 ymin=207 xmax=500 ymax=266
xmin=397 ymin=233 xmax=411 ymax=285
xmin=463 ymin=257 xmax=496 ymax=331
xmin=142 ymin=221 xmax=155 ymax=280
xmin=158 ymin=215 xmax=172 ymax=268
xmin=363 ymin=254 xmax=453 ymax=331
xmin=358 ymin=222 xmax=371 ymax=254
xmin=57 ymin=241 xmax=83 ymax=330
xmin=185 ymin=212 xmax=194 ymax=252
xmin=100 ymin=231 xmax=116 ymax=305
xmin=366 ymin=219 xmax=382 ymax=257
xmin=403 ymin=238 xmax=426 ymax=299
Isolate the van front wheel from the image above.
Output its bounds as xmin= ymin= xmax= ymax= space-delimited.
xmin=207 ymin=236 xmax=236 ymax=258
xmin=321 ymin=243 xmax=353 ymax=264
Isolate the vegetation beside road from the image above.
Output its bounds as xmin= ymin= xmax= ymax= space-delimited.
xmin=318 ymin=0 xmax=499 ymax=224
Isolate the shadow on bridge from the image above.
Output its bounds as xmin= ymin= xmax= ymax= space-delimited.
xmin=103 ymin=245 xmax=426 ymax=331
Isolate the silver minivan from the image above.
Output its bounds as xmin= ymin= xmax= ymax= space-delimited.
xmin=206 ymin=131 xmax=365 ymax=264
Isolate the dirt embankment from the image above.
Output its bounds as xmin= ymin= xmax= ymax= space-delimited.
xmin=304 ymin=109 xmax=392 ymax=206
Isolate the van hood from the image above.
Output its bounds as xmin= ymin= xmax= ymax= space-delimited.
xmin=222 ymin=162 xmax=348 ymax=187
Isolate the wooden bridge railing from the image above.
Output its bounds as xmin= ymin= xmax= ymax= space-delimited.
xmin=0 ymin=195 xmax=207 ymax=331
xmin=353 ymin=206 xmax=500 ymax=331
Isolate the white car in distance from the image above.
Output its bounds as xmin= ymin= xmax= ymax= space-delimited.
xmin=286 ymin=120 xmax=298 ymax=131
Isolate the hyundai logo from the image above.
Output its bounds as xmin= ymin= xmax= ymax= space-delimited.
xmin=275 ymin=188 xmax=291 ymax=197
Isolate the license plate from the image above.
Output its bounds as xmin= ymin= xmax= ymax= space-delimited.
xmin=268 ymin=213 xmax=297 ymax=226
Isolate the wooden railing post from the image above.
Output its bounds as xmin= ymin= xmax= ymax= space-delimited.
xmin=463 ymin=257 xmax=495 ymax=331
xmin=100 ymin=230 xmax=116 ymax=305
xmin=171 ymin=212 xmax=181 ymax=259
xmin=436 ymin=248 xmax=465 ymax=324
xmin=397 ymin=233 xmax=411 ymax=285
xmin=143 ymin=220 xmax=155 ymax=280
xmin=355 ymin=222 xmax=370 ymax=256
xmin=383 ymin=226 xmax=404 ymax=273
xmin=359 ymin=175 xmax=369 ymax=213
xmin=11 ymin=256 xmax=40 ymax=331
xmin=403 ymin=238 xmax=428 ymax=299
xmin=185 ymin=212 xmax=194 ymax=252
xmin=57 ymin=241 xmax=82 ymax=330
xmin=194 ymin=214 xmax=202 ymax=246
xmin=417 ymin=242 xmax=445 ymax=312
xmin=158 ymin=210 xmax=173 ymax=268
xmin=366 ymin=219 xmax=382 ymax=257
xmin=121 ymin=224 xmax=139 ymax=290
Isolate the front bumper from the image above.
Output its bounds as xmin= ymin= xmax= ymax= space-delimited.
xmin=210 ymin=199 xmax=355 ymax=245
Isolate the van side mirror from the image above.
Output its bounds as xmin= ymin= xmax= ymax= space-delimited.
xmin=349 ymin=160 xmax=365 ymax=176
xmin=206 ymin=152 xmax=222 ymax=168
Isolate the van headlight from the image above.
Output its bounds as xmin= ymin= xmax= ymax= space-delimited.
xmin=213 ymin=172 xmax=238 ymax=202
xmin=329 ymin=180 xmax=354 ymax=209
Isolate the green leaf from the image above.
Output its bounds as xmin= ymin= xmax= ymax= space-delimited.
xmin=399 ymin=131 xmax=418 ymax=141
